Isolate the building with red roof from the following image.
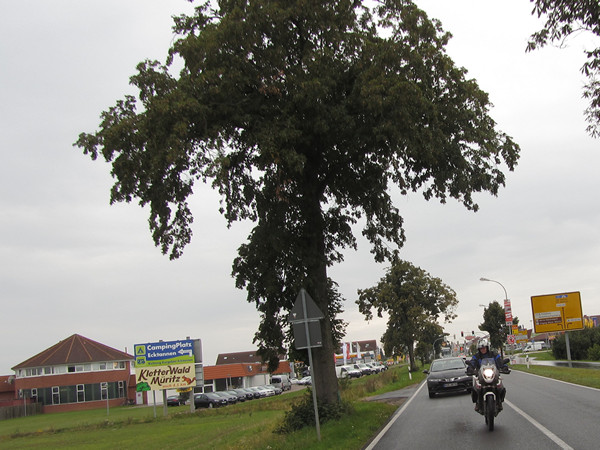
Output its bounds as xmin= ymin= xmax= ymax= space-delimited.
xmin=10 ymin=334 xmax=138 ymax=413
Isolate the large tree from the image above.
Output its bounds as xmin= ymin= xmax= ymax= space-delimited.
xmin=528 ymin=0 xmax=600 ymax=136
xmin=76 ymin=0 xmax=519 ymax=405
xmin=356 ymin=260 xmax=458 ymax=372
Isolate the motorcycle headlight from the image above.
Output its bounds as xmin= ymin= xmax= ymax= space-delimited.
xmin=482 ymin=367 xmax=495 ymax=382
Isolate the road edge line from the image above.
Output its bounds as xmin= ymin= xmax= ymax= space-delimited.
xmin=364 ymin=381 xmax=426 ymax=450
xmin=505 ymin=399 xmax=574 ymax=450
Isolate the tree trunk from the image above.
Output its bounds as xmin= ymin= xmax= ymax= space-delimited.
xmin=302 ymin=173 xmax=340 ymax=405
xmin=407 ymin=340 xmax=417 ymax=372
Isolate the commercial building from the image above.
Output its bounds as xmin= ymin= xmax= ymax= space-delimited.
xmin=9 ymin=334 xmax=138 ymax=413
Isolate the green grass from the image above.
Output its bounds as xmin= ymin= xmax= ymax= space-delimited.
xmin=511 ymin=364 xmax=600 ymax=389
xmin=0 ymin=365 xmax=425 ymax=449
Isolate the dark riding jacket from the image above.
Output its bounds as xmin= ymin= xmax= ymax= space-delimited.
xmin=470 ymin=350 xmax=505 ymax=371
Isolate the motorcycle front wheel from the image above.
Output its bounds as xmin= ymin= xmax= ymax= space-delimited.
xmin=485 ymin=395 xmax=495 ymax=431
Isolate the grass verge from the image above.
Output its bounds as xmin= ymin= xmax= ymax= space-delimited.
xmin=0 ymin=365 xmax=425 ymax=449
xmin=511 ymin=364 xmax=600 ymax=389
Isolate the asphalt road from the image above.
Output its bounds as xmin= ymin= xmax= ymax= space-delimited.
xmin=366 ymin=370 xmax=600 ymax=449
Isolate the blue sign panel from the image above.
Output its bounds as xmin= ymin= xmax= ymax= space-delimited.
xmin=134 ymin=339 xmax=195 ymax=367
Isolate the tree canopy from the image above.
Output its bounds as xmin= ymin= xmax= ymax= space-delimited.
xmin=76 ymin=0 xmax=519 ymax=405
xmin=478 ymin=300 xmax=519 ymax=356
xmin=528 ymin=0 xmax=600 ymax=136
xmin=356 ymin=260 xmax=458 ymax=371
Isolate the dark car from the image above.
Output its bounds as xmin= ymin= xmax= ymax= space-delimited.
xmin=232 ymin=388 xmax=256 ymax=400
xmin=424 ymin=357 xmax=473 ymax=398
xmin=194 ymin=392 xmax=228 ymax=408
xmin=166 ymin=395 xmax=182 ymax=406
xmin=226 ymin=390 xmax=247 ymax=402
xmin=213 ymin=391 xmax=238 ymax=404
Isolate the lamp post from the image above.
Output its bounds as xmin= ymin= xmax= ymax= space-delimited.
xmin=480 ymin=277 xmax=510 ymax=356
xmin=479 ymin=277 xmax=508 ymax=301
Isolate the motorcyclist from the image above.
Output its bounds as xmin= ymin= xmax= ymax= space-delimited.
xmin=468 ymin=339 xmax=507 ymax=412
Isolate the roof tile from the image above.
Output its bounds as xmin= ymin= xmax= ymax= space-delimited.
xmin=12 ymin=334 xmax=133 ymax=370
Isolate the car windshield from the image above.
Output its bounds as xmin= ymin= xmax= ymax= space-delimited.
xmin=431 ymin=359 xmax=465 ymax=372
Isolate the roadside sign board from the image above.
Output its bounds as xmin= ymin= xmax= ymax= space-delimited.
xmin=289 ymin=289 xmax=323 ymax=349
xmin=515 ymin=331 xmax=528 ymax=344
xmin=134 ymin=339 xmax=194 ymax=367
xmin=292 ymin=321 xmax=323 ymax=349
xmin=531 ymin=292 xmax=584 ymax=333
xmin=504 ymin=299 xmax=513 ymax=325
xmin=134 ymin=339 xmax=200 ymax=391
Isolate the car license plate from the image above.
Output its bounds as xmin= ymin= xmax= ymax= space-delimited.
xmin=444 ymin=382 xmax=458 ymax=387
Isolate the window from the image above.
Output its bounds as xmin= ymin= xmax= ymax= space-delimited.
xmin=99 ymin=362 xmax=107 ymax=370
xmin=118 ymin=381 xmax=125 ymax=398
xmin=31 ymin=388 xmax=38 ymax=402
xmin=77 ymin=384 xmax=85 ymax=402
xmin=68 ymin=366 xmax=76 ymax=373
xmin=52 ymin=386 xmax=60 ymax=405
xmin=44 ymin=367 xmax=53 ymax=375
xmin=100 ymin=382 xmax=108 ymax=400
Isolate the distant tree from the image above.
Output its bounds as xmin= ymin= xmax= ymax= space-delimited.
xmin=528 ymin=0 xmax=600 ymax=136
xmin=478 ymin=301 xmax=519 ymax=357
xmin=76 ymin=0 xmax=519 ymax=406
xmin=415 ymin=321 xmax=445 ymax=364
xmin=357 ymin=260 xmax=457 ymax=372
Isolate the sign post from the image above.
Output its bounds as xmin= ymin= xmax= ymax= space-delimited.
xmin=289 ymin=289 xmax=323 ymax=441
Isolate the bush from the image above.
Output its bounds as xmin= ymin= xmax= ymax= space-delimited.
xmin=274 ymin=389 xmax=353 ymax=434
xmin=587 ymin=344 xmax=600 ymax=361
xmin=552 ymin=327 xmax=600 ymax=360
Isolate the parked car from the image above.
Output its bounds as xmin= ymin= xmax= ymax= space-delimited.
xmin=365 ymin=363 xmax=383 ymax=374
xmin=231 ymin=388 xmax=255 ymax=400
xmin=298 ymin=376 xmax=312 ymax=385
xmin=226 ymin=390 xmax=247 ymax=402
xmin=213 ymin=391 xmax=238 ymax=404
xmin=270 ymin=374 xmax=292 ymax=391
xmin=194 ymin=392 xmax=228 ymax=408
xmin=245 ymin=386 xmax=265 ymax=398
xmin=255 ymin=385 xmax=277 ymax=396
xmin=423 ymin=357 xmax=473 ymax=399
xmin=372 ymin=362 xmax=388 ymax=372
xmin=354 ymin=363 xmax=373 ymax=376
xmin=166 ymin=395 xmax=182 ymax=406
xmin=264 ymin=384 xmax=282 ymax=395
xmin=336 ymin=365 xmax=361 ymax=379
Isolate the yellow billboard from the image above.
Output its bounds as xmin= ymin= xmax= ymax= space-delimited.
xmin=135 ymin=363 xmax=197 ymax=391
xmin=531 ymin=291 xmax=583 ymax=333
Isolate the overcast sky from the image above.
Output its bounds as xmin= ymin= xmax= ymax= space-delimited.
xmin=1 ymin=1 xmax=599 ymax=374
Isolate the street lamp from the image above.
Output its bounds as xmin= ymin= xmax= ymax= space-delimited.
xmin=479 ymin=277 xmax=508 ymax=301
xmin=480 ymin=277 xmax=510 ymax=356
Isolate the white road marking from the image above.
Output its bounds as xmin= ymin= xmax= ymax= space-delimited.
xmin=505 ymin=399 xmax=574 ymax=450
xmin=364 ymin=381 xmax=427 ymax=450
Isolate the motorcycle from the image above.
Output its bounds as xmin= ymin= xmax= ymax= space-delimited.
xmin=466 ymin=357 xmax=510 ymax=431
